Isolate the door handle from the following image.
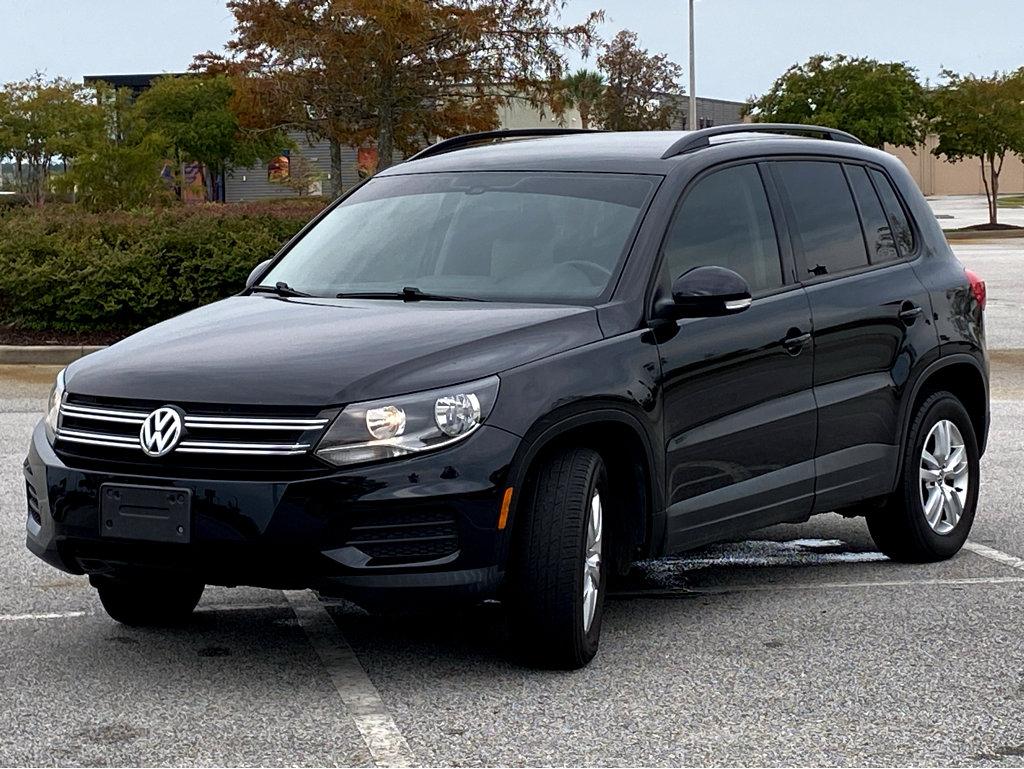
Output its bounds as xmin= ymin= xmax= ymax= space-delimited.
xmin=782 ymin=330 xmax=812 ymax=355
xmin=898 ymin=302 xmax=923 ymax=324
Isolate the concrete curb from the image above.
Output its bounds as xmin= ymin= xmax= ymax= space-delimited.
xmin=945 ymin=229 xmax=1024 ymax=241
xmin=0 ymin=345 xmax=106 ymax=365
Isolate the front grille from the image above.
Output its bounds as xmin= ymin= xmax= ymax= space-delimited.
xmin=26 ymin=479 xmax=40 ymax=525
xmin=54 ymin=395 xmax=333 ymax=474
xmin=343 ymin=510 xmax=460 ymax=566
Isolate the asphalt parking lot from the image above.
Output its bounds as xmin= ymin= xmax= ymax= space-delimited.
xmin=2 ymin=240 xmax=1023 ymax=767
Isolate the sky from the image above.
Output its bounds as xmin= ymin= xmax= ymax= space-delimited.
xmin=2 ymin=0 xmax=1024 ymax=102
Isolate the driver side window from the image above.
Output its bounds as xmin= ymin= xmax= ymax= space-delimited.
xmin=663 ymin=164 xmax=783 ymax=294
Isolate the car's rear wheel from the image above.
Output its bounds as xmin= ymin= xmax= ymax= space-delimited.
xmin=506 ymin=447 xmax=607 ymax=669
xmin=92 ymin=575 xmax=204 ymax=626
xmin=867 ymin=391 xmax=980 ymax=562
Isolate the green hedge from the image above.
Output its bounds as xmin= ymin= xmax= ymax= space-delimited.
xmin=0 ymin=199 xmax=327 ymax=332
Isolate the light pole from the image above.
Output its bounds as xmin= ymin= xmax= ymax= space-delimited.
xmin=688 ymin=0 xmax=697 ymax=130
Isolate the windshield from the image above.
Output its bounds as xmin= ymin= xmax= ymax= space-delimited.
xmin=261 ymin=171 xmax=658 ymax=304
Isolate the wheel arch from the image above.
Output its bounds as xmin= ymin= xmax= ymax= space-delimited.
xmin=503 ymin=404 xmax=664 ymax=568
xmin=897 ymin=354 xmax=989 ymax=472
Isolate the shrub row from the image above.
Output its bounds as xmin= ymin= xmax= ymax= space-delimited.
xmin=0 ymin=199 xmax=327 ymax=332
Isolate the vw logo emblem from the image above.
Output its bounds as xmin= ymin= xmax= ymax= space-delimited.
xmin=139 ymin=406 xmax=183 ymax=457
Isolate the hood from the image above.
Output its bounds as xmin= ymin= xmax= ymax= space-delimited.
xmin=66 ymin=295 xmax=601 ymax=406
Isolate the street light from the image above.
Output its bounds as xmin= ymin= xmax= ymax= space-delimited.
xmin=688 ymin=0 xmax=697 ymax=130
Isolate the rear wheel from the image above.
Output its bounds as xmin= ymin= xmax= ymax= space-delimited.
xmin=867 ymin=392 xmax=980 ymax=562
xmin=92 ymin=575 xmax=204 ymax=626
xmin=506 ymin=447 xmax=607 ymax=669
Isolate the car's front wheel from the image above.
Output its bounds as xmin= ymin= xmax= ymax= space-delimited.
xmin=506 ymin=447 xmax=607 ymax=669
xmin=867 ymin=391 xmax=980 ymax=562
xmin=92 ymin=575 xmax=204 ymax=626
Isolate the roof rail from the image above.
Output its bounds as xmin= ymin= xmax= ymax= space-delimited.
xmin=661 ymin=123 xmax=864 ymax=159
xmin=406 ymin=128 xmax=603 ymax=162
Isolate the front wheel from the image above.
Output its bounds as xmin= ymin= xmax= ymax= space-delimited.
xmin=505 ymin=447 xmax=607 ymax=669
xmin=92 ymin=575 xmax=204 ymax=626
xmin=867 ymin=391 xmax=980 ymax=562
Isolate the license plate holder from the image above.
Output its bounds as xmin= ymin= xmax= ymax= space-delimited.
xmin=99 ymin=484 xmax=191 ymax=543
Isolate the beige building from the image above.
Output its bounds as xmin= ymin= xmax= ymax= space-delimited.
xmin=887 ymin=136 xmax=1024 ymax=197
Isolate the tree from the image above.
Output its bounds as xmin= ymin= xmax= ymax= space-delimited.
xmin=133 ymin=74 xmax=283 ymax=201
xmin=745 ymin=54 xmax=926 ymax=149
xmin=594 ymin=30 xmax=683 ymax=131
xmin=58 ymin=85 xmax=169 ymax=211
xmin=0 ymin=74 xmax=99 ymax=204
xmin=197 ymin=0 xmax=602 ymax=196
xmin=559 ymin=69 xmax=604 ymax=129
xmin=929 ymin=69 xmax=1024 ymax=227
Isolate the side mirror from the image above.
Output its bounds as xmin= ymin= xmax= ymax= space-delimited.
xmin=658 ymin=266 xmax=752 ymax=319
xmin=246 ymin=259 xmax=273 ymax=288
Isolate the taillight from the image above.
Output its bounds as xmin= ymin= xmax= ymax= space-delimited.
xmin=965 ymin=269 xmax=986 ymax=311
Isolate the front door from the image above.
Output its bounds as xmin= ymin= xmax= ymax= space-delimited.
xmin=655 ymin=162 xmax=817 ymax=552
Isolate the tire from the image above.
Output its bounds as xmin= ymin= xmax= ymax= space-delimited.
xmin=92 ymin=575 xmax=204 ymax=626
xmin=506 ymin=447 xmax=608 ymax=669
xmin=867 ymin=391 xmax=980 ymax=562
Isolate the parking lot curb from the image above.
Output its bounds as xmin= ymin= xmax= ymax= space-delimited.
xmin=945 ymin=229 xmax=1024 ymax=241
xmin=0 ymin=345 xmax=106 ymax=365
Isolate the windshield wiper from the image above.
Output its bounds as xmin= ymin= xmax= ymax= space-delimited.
xmin=335 ymin=286 xmax=482 ymax=302
xmin=251 ymin=281 xmax=312 ymax=298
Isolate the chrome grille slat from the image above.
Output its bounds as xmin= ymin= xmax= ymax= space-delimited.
xmin=57 ymin=432 xmax=141 ymax=449
xmin=178 ymin=440 xmax=312 ymax=451
xmin=61 ymin=412 xmax=146 ymax=426
xmin=61 ymin=404 xmax=147 ymax=422
xmin=56 ymin=398 xmax=330 ymax=460
xmin=184 ymin=416 xmax=328 ymax=428
xmin=175 ymin=447 xmax=309 ymax=456
xmin=183 ymin=422 xmax=326 ymax=431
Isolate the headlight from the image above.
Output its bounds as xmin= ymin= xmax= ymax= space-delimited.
xmin=315 ymin=376 xmax=499 ymax=466
xmin=44 ymin=368 xmax=66 ymax=440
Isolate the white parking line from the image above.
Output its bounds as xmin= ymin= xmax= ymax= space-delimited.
xmin=0 ymin=601 xmax=291 ymax=624
xmin=0 ymin=610 xmax=87 ymax=622
xmin=284 ymin=589 xmax=415 ymax=769
xmin=964 ymin=541 xmax=1024 ymax=571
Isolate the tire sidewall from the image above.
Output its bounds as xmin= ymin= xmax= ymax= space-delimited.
xmin=901 ymin=394 xmax=980 ymax=557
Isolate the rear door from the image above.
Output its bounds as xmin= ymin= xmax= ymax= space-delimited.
xmin=771 ymin=159 xmax=935 ymax=511
xmin=655 ymin=162 xmax=817 ymax=552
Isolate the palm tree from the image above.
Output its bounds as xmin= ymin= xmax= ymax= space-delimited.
xmin=561 ymin=69 xmax=605 ymax=130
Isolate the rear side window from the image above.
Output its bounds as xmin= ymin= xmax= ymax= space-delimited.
xmin=663 ymin=164 xmax=783 ymax=294
xmin=845 ymin=165 xmax=899 ymax=264
xmin=775 ymin=161 xmax=868 ymax=277
xmin=869 ymin=169 xmax=915 ymax=256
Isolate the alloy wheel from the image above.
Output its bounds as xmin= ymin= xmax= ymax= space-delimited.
xmin=919 ymin=419 xmax=970 ymax=535
xmin=582 ymin=490 xmax=603 ymax=633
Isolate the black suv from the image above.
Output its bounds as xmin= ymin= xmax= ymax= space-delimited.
xmin=26 ymin=125 xmax=988 ymax=668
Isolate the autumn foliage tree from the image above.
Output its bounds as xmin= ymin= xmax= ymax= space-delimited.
xmin=594 ymin=30 xmax=683 ymax=131
xmin=745 ymin=54 xmax=926 ymax=149
xmin=929 ymin=69 xmax=1024 ymax=227
xmin=197 ymin=0 xmax=602 ymax=196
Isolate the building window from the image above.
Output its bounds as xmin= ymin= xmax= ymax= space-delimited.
xmin=268 ymin=152 xmax=290 ymax=182
xmin=357 ymin=146 xmax=379 ymax=179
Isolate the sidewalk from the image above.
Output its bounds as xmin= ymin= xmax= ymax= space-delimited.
xmin=928 ymin=194 xmax=1024 ymax=230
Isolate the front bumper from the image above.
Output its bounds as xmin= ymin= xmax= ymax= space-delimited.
xmin=24 ymin=421 xmax=521 ymax=606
